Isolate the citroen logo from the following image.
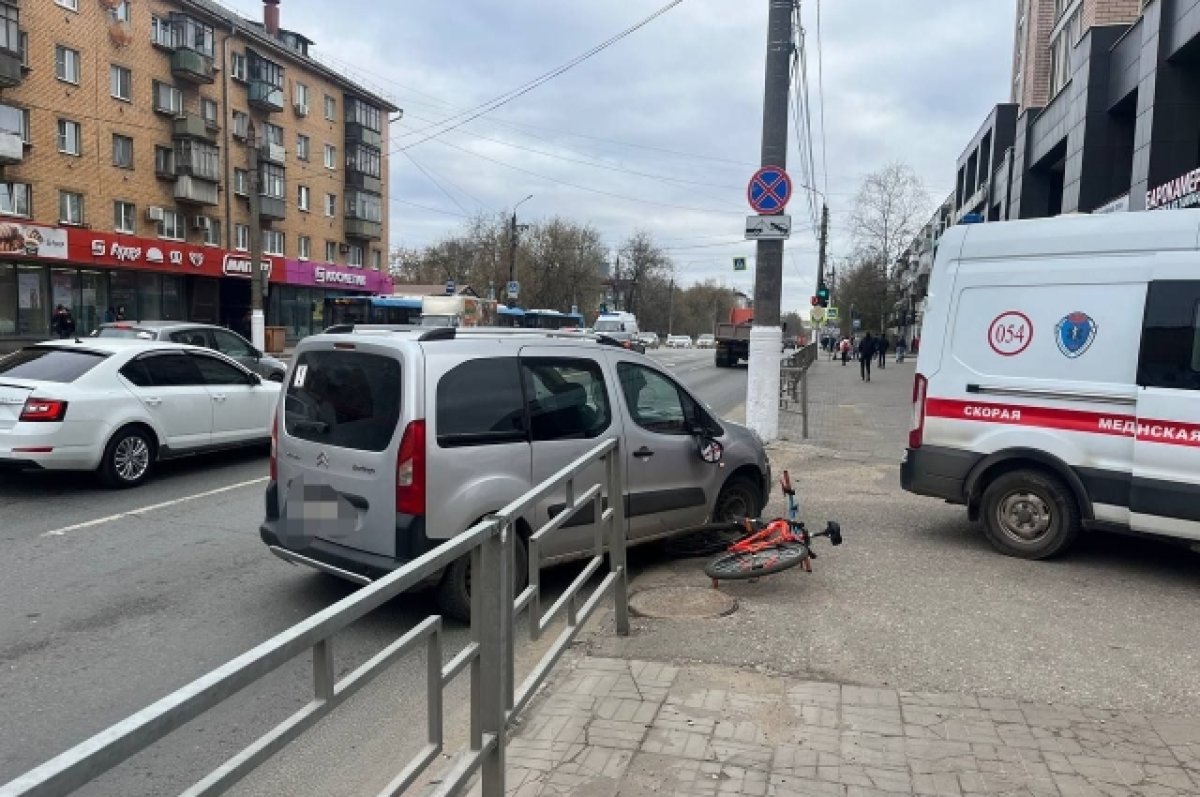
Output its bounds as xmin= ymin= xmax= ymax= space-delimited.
xmin=316 ymin=451 xmax=330 ymax=469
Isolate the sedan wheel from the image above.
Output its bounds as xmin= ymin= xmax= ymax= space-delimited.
xmin=100 ymin=428 xmax=155 ymax=488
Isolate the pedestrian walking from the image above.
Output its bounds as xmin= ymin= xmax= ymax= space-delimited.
xmin=104 ymin=306 xmax=116 ymax=323
xmin=877 ymin=336 xmax=889 ymax=369
xmin=51 ymin=305 xmax=76 ymax=339
xmin=839 ymin=336 xmax=851 ymax=366
xmin=858 ymin=332 xmax=876 ymax=381
xmin=895 ymin=338 xmax=907 ymax=363
xmin=115 ymin=305 xmax=127 ymax=322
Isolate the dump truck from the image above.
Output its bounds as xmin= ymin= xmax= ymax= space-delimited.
xmin=713 ymin=307 xmax=754 ymax=367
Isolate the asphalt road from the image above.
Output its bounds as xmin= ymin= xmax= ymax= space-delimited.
xmin=0 ymin=347 xmax=745 ymax=795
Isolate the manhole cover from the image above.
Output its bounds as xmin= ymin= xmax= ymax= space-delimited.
xmin=629 ymin=586 xmax=737 ymax=619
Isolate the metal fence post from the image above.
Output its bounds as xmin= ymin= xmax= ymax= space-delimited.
xmin=606 ymin=445 xmax=630 ymax=636
xmin=501 ymin=518 xmax=515 ymax=714
xmin=476 ymin=523 xmax=507 ymax=797
xmin=801 ymin=369 xmax=809 ymax=440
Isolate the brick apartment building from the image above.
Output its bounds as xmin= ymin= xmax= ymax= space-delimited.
xmin=0 ymin=0 xmax=397 ymax=349
xmin=891 ymin=0 xmax=1200 ymax=342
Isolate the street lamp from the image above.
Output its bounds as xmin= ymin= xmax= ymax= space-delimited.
xmin=507 ymin=194 xmax=533 ymax=307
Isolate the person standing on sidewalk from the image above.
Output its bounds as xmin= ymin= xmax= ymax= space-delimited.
xmin=858 ymin=332 xmax=876 ymax=381
xmin=877 ymin=335 xmax=889 ymax=369
xmin=839 ymin=336 xmax=851 ymax=366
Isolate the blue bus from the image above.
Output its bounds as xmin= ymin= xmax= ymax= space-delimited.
xmin=324 ymin=295 xmax=423 ymax=328
xmin=500 ymin=308 xmax=586 ymax=330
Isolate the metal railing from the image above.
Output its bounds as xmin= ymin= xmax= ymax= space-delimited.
xmin=779 ymin=342 xmax=819 ymax=437
xmin=1 ymin=439 xmax=629 ymax=797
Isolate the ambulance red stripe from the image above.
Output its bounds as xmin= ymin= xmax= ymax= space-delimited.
xmin=924 ymin=398 xmax=1200 ymax=448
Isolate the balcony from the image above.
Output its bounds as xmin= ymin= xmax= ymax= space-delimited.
xmin=248 ymin=81 xmax=284 ymax=113
xmin=344 ymin=217 xmax=382 ymax=241
xmin=174 ymin=175 xmax=219 ymax=206
xmin=258 ymin=194 xmax=286 ymax=220
xmin=171 ymin=48 xmax=215 ymax=84
xmin=344 ymin=121 xmax=382 ymax=148
xmin=345 ymin=169 xmax=382 ymax=194
xmin=260 ymin=142 xmax=286 ymax=164
xmin=172 ymin=114 xmax=215 ymax=142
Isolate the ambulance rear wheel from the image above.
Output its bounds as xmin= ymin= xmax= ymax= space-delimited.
xmin=981 ymin=469 xmax=1080 ymax=559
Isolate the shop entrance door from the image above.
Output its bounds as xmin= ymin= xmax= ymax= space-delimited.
xmin=219 ymin=278 xmax=251 ymax=337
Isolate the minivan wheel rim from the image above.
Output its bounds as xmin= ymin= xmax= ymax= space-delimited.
xmin=716 ymin=487 xmax=754 ymax=522
xmin=997 ymin=491 xmax=1052 ymax=543
xmin=114 ymin=436 xmax=149 ymax=482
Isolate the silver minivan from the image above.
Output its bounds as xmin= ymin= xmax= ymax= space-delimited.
xmin=260 ymin=328 xmax=770 ymax=619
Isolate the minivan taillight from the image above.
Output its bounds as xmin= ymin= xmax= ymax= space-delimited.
xmin=908 ymin=374 xmax=929 ymax=449
xmin=20 ymin=398 xmax=68 ymax=422
xmin=396 ymin=420 xmax=426 ymax=516
xmin=269 ymin=408 xmax=279 ymax=481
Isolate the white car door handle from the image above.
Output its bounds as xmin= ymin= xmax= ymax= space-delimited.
xmin=144 ymin=397 xmax=162 ymax=407
xmin=211 ymin=393 xmax=227 ymax=402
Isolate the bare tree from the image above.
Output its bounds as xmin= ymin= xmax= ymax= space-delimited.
xmin=849 ymin=163 xmax=930 ymax=276
xmin=617 ymin=231 xmax=671 ymax=315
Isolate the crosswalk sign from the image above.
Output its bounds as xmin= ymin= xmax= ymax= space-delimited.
xmin=825 ymin=306 xmax=840 ymax=321
xmin=733 ymin=257 xmax=747 ymax=272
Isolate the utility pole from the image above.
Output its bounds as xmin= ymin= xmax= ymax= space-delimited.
xmin=816 ymin=203 xmax=829 ymax=345
xmin=667 ymin=277 xmax=674 ymax=335
xmin=746 ymin=0 xmax=794 ymax=442
xmin=507 ymin=194 xmax=532 ymax=308
xmin=247 ymin=122 xmax=265 ymax=352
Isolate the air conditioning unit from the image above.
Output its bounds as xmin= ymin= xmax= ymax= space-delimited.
xmin=294 ymin=102 xmax=309 ymax=117
xmin=338 ymin=243 xmax=351 ymax=254
xmin=146 ymin=206 xmax=165 ymax=222
xmin=192 ymin=216 xmax=211 ymax=232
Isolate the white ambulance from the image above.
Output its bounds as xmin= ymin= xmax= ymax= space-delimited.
xmin=902 ymin=210 xmax=1200 ymax=559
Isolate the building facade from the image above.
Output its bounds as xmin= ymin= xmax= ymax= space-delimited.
xmin=0 ymin=0 xmax=397 ymax=349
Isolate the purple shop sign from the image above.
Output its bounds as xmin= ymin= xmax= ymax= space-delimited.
xmin=284 ymin=260 xmax=393 ymax=293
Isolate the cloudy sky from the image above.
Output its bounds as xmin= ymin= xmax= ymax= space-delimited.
xmin=221 ymin=0 xmax=1014 ymax=312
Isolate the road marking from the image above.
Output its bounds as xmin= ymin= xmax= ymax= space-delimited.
xmin=41 ymin=477 xmax=269 ymax=537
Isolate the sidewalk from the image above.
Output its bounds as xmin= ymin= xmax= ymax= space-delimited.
xmin=501 ymin=656 xmax=1200 ymax=796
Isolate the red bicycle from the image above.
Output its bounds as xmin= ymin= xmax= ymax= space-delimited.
xmin=704 ymin=470 xmax=842 ymax=581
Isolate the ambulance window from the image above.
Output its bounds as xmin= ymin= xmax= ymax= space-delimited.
xmin=1137 ymin=281 xmax=1200 ymax=391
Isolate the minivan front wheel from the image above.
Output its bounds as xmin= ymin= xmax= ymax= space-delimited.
xmin=437 ymin=533 xmax=528 ymax=623
xmin=714 ymin=476 xmax=762 ymax=525
xmin=980 ymin=469 xmax=1080 ymax=559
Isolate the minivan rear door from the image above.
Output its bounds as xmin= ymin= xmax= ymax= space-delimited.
xmin=1131 ymin=279 xmax=1200 ymax=539
xmin=278 ymin=343 xmax=405 ymax=558
xmin=518 ymin=348 xmax=618 ymax=562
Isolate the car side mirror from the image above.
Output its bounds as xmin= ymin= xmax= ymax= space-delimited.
xmin=697 ymin=436 xmax=723 ymax=464
xmin=248 ymin=372 xmax=263 ymax=386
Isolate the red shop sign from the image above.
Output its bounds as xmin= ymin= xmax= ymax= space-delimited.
xmin=67 ymin=230 xmax=279 ymax=282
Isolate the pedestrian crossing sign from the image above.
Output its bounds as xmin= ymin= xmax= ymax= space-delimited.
xmin=825 ymin=307 xmax=840 ymax=321
xmin=733 ymin=257 xmax=747 ymax=271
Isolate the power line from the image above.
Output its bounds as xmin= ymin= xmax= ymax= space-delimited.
xmin=815 ymin=0 xmax=829 ymax=197
xmin=401 ymin=150 xmax=471 ymax=215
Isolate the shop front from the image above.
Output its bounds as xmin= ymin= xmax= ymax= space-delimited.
xmin=269 ymin=259 xmax=392 ymax=340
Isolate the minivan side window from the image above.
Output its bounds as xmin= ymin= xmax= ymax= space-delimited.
xmin=523 ymin=358 xmax=611 ymax=441
xmin=436 ymin=357 xmax=526 ymax=447
xmin=285 ymin=350 xmax=400 ymax=452
xmin=617 ymin=363 xmax=690 ymax=435
xmin=1137 ymin=281 xmax=1200 ymax=391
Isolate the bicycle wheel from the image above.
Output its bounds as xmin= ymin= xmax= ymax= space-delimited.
xmin=704 ymin=542 xmax=810 ymax=580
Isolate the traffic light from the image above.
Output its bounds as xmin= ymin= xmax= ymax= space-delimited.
xmin=810 ymin=295 xmax=820 ymax=307
xmin=816 ymin=284 xmax=830 ymax=308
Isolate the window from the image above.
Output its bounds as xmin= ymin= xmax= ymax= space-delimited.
xmin=0 ymin=3 xmax=19 ymax=57
xmin=1 ymin=349 xmax=108 ymax=384
xmin=0 ymin=181 xmax=30 ymax=217
xmin=346 ymin=97 xmax=382 ymax=131
xmin=232 ymin=110 xmax=249 ymax=139
xmin=200 ymin=98 xmax=219 ymax=127
xmin=18 ymin=31 xmax=26 ymax=69
xmin=617 ymin=363 xmax=690 ymax=435
xmin=57 ymin=119 xmax=80 ymax=155
xmin=210 ymin=329 xmax=254 ymax=358
xmin=235 ymin=224 xmax=249 ymax=251
xmin=262 ymin=229 xmax=283 ymax=256
xmin=55 ymin=0 xmax=80 ymax=12
xmin=154 ymin=145 xmax=174 ymax=176
xmin=298 ymin=235 xmax=311 ymax=260
xmin=371 ymin=250 xmax=381 ymax=270
xmin=174 ymin=139 xmax=219 ymax=180
xmin=294 ymin=82 xmax=309 ymax=108
xmin=1138 ymin=281 xmax=1200 ymax=391
xmin=135 ymin=353 xmax=204 ymax=387
xmin=55 ymin=46 xmax=80 ymax=84
xmin=296 ymin=134 xmax=310 ymax=161
xmin=346 ymin=191 xmax=382 ymax=222
xmin=193 ymin=354 xmax=251 ymax=385
xmin=324 ymin=144 xmax=336 ymax=169
xmin=285 ymin=350 xmax=401 ymax=452
xmin=150 ymin=15 xmax=172 ymax=48
xmin=324 ymin=94 xmax=336 ymax=120
xmin=347 ymin=143 xmax=381 ymax=177
xmin=200 ymin=218 xmax=221 ymax=246
xmin=233 ymin=168 xmax=248 ymax=195
xmin=0 ymin=105 xmax=28 ymax=145
xmin=259 ymin=162 xmax=284 ymax=198
xmin=347 ymin=244 xmax=362 ymax=267
xmin=113 ymin=200 xmax=135 ymax=233
xmin=110 ymin=0 xmax=131 ymax=23
xmin=109 ymin=64 xmax=131 ymax=101
xmin=297 ymin=185 xmax=310 ymax=211
xmin=325 ymin=193 xmax=336 ymax=217
xmin=263 ymin=121 xmax=284 ymax=146
xmin=157 ymin=208 xmax=184 ymax=240
xmin=152 ymin=81 xmax=183 ymax=115
xmin=523 ymin=359 xmax=611 ymax=441
xmin=1048 ymin=6 xmax=1082 ymax=98
xmin=58 ymin=190 xmax=84 ymax=225
xmin=112 ymin=134 xmax=133 ymax=168
xmin=248 ymin=53 xmax=283 ymax=87
xmin=171 ymin=16 xmax=214 ymax=57
xmin=325 ymin=240 xmax=337 ymax=262
xmin=436 ymin=358 xmax=526 ymax=447
xmin=230 ymin=51 xmax=247 ymax=81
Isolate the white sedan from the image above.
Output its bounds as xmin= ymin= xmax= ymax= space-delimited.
xmin=0 ymin=339 xmax=280 ymax=487
xmin=665 ymin=335 xmax=694 ymax=348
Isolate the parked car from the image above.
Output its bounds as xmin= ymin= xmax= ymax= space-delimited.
xmin=638 ymin=332 xmax=661 ymax=349
xmin=696 ymin=334 xmax=716 ymax=349
xmin=94 ymin=321 xmax=288 ymax=382
xmin=665 ymin=335 xmax=693 ymax=349
xmin=261 ymin=327 xmax=771 ymax=620
xmin=0 ymin=339 xmax=279 ymax=487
